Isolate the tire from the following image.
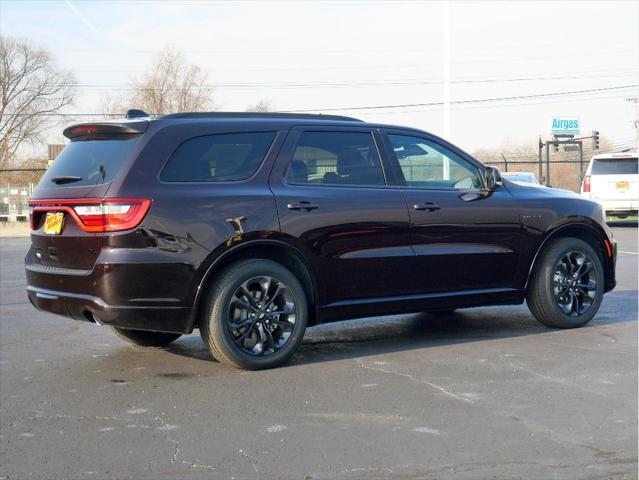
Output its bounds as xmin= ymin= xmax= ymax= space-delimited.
xmin=112 ymin=327 xmax=181 ymax=347
xmin=200 ymin=259 xmax=308 ymax=370
xmin=526 ymin=237 xmax=604 ymax=328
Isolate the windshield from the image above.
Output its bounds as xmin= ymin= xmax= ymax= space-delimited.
xmin=39 ymin=136 xmax=141 ymax=187
xmin=591 ymin=158 xmax=638 ymax=175
xmin=503 ymin=173 xmax=537 ymax=183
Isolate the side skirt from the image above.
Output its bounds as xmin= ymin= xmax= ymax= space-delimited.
xmin=316 ymin=287 xmax=526 ymax=324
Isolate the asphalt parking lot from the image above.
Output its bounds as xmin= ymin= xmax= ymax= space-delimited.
xmin=0 ymin=226 xmax=637 ymax=480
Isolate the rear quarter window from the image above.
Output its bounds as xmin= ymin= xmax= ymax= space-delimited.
xmin=39 ymin=135 xmax=141 ymax=187
xmin=160 ymin=132 xmax=276 ymax=182
xmin=591 ymin=158 xmax=638 ymax=175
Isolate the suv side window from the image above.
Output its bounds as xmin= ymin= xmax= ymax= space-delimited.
xmin=285 ymin=131 xmax=385 ymax=186
xmin=388 ymin=134 xmax=481 ymax=190
xmin=161 ymin=131 xmax=276 ymax=182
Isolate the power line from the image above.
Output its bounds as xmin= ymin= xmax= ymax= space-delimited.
xmin=4 ymin=85 xmax=636 ymax=117
xmin=281 ymin=85 xmax=639 ymax=113
xmin=50 ymin=71 xmax=639 ymax=91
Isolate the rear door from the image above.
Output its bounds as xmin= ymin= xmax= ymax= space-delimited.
xmin=269 ymin=126 xmax=413 ymax=306
xmin=380 ymin=130 xmax=522 ymax=293
xmin=29 ymin=124 xmax=146 ymax=271
xmin=589 ymin=155 xmax=639 ymax=203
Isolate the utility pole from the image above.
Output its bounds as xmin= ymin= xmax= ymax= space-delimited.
xmin=442 ymin=0 xmax=451 ymax=179
xmin=627 ymin=96 xmax=639 ymax=151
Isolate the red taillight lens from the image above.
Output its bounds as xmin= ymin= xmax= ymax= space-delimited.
xmin=29 ymin=204 xmax=35 ymax=230
xmin=73 ymin=199 xmax=151 ymax=232
xmin=28 ymin=198 xmax=151 ymax=233
xmin=69 ymin=125 xmax=98 ymax=137
xmin=582 ymin=175 xmax=591 ymax=193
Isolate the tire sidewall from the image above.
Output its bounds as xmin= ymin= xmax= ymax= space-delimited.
xmin=206 ymin=260 xmax=308 ymax=369
xmin=538 ymin=238 xmax=604 ymax=327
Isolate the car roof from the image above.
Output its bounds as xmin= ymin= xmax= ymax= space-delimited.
xmin=150 ymin=111 xmax=413 ymax=131
xmin=591 ymin=152 xmax=638 ymax=160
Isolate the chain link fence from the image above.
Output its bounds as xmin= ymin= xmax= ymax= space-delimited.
xmin=0 ymin=169 xmax=45 ymax=237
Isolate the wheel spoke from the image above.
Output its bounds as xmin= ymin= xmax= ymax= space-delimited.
xmin=569 ymin=290 xmax=580 ymax=316
xmin=230 ymin=297 xmax=256 ymax=312
xmin=574 ymin=261 xmax=592 ymax=279
xmin=577 ymin=279 xmax=596 ymax=291
xmin=229 ymin=318 xmax=253 ymax=331
xmin=272 ymin=318 xmax=295 ymax=330
xmin=237 ymin=285 xmax=258 ymax=307
xmin=266 ymin=285 xmax=284 ymax=309
xmin=259 ymin=276 xmax=273 ymax=303
xmin=263 ymin=326 xmax=276 ymax=352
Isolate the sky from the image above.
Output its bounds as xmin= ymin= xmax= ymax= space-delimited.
xmin=1 ymin=0 xmax=638 ymax=156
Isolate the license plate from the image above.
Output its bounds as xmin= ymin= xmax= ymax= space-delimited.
xmin=43 ymin=212 xmax=64 ymax=235
xmin=616 ymin=181 xmax=629 ymax=190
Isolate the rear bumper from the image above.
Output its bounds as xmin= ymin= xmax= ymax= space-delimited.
xmin=595 ymin=199 xmax=638 ymax=215
xmin=27 ymin=286 xmax=193 ymax=334
xmin=25 ymin=246 xmax=197 ymax=334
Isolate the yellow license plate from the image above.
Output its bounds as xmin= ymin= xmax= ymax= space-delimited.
xmin=616 ymin=181 xmax=629 ymax=190
xmin=43 ymin=212 xmax=64 ymax=235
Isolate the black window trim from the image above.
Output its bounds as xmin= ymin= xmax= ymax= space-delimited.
xmin=157 ymin=130 xmax=280 ymax=185
xmin=379 ymin=128 xmax=488 ymax=192
xmin=280 ymin=126 xmax=390 ymax=189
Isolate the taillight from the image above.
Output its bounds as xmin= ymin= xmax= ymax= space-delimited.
xmin=28 ymin=198 xmax=151 ymax=233
xmin=582 ymin=175 xmax=591 ymax=193
xmin=29 ymin=204 xmax=35 ymax=230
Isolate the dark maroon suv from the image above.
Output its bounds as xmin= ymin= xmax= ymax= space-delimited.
xmin=26 ymin=112 xmax=617 ymax=369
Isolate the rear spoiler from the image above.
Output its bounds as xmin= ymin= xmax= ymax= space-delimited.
xmin=63 ymin=121 xmax=149 ymax=140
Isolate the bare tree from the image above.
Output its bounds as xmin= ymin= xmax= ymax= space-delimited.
xmin=130 ymin=50 xmax=213 ymax=114
xmin=246 ymin=100 xmax=273 ymax=112
xmin=98 ymin=92 xmax=127 ymax=120
xmin=0 ymin=37 xmax=75 ymax=167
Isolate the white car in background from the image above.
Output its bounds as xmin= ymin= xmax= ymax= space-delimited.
xmin=501 ymin=171 xmax=545 ymax=187
xmin=581 ymin=152 xmax=638 ymax=218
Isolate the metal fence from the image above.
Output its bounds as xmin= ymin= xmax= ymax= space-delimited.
xmin=0 ymin=169 xmax=45 ymax=237
xmin=481 ymin=158 xmax=586 ymax=192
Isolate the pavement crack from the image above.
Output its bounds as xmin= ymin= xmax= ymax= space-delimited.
xmin=356 ymin=358 xmax=474 ymax=404
xmin=237 ymin=448 xmax=259 ymax=473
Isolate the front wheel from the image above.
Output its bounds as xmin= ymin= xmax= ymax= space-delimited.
xmin=526 ymin=237 xmax=604 ymax=328
xmin=200 ymin=259 xmax=308 ymax=370
xmin=112 ymin=327 xmax=181 ymax=347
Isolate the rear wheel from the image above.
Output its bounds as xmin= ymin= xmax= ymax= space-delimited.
xmin=112 ymin=327 xmax=181 ymax=347
xmin=526 ymin=237 xmax=604 ymax=328
xmin=200 ymin=259 xmax=308 ymax=370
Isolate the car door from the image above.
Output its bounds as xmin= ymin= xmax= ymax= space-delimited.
xmin=380 ymin=130 xmax=522 ymax=294
xmin=269 ymin=126 xmax=413 ymax=308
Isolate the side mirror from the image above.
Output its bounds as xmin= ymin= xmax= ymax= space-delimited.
xmin=485 ymin=166 xmax=502 ymax=189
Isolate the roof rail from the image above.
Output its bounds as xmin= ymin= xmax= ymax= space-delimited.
xmin=160 ymin=111 xmax=362 ymax=122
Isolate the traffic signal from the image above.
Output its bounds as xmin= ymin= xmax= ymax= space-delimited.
xmin=592 ymin=130 xmax=600 ymax=150
xmin=554 ymin=141 xmax=560 ymax=152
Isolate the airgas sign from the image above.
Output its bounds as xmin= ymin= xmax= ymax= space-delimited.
xmin=550 ymin=117 xmax=580 ymax=136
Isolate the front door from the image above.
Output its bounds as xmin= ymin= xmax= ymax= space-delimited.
xmin=270 ymin=127 xmax=413 ymax=307
xmin=380 ymin=131 xmax=522 ymax=294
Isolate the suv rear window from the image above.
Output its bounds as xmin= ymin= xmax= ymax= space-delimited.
xmin=161 ymin=132 xmax=276 ymax=182
xmin=591 ymin=158 xmax=638 ymax=175
xmin=39 ymin=136 xmax=141 ymax=187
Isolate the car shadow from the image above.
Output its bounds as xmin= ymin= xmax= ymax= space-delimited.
xmin=163 ymin=288 xmax=637 ymax=368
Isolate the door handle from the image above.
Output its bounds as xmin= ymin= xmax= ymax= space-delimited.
xmin=413 ymin=202 xmax=440 ymax=211
xmin=287 ymin=201 xmax=319 ymax=211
